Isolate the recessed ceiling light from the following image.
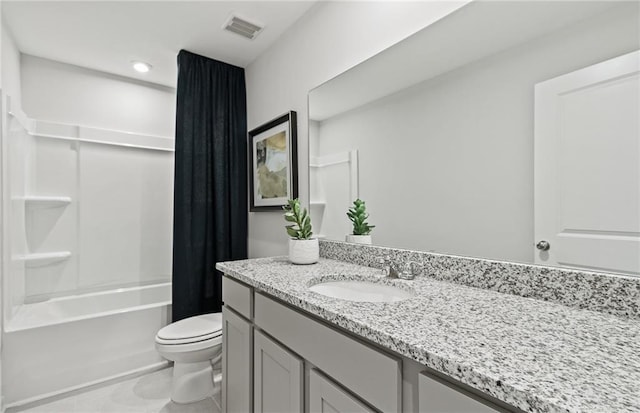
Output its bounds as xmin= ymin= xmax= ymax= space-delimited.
xmin=132 ymin=61 xmax=152 ymax=73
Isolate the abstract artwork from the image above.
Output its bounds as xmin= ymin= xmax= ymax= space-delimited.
xmin=249 ymin=111 xmax=298 ymax=211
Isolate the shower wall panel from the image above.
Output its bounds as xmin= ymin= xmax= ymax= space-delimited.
xmin=24 ymin=137 xmax=78 ymax=299
xmin=78 ymin=142 xmax=173 ymax=290
xmin=6 ymin=111 xmax=30 ymax=313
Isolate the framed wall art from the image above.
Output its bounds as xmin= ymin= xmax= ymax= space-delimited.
xmin=248 ymin=111 xmax=298 ymax=211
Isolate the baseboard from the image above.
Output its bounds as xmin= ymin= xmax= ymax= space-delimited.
xmin=5 ymin=361 xmax=171 ymax=412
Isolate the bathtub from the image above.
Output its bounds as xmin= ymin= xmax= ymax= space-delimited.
xmin=2 ymin=282 xmax=172 ymax=407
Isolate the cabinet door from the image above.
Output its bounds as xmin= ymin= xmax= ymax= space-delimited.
xmin=254 ymin=293 xmax=401 ymax=412
xmin=222 ymin=306 xmax=252 ymax=413
xmin=309 ymin=369 xmax=375 ymax=413
xmin=419 ymin=372 xmax=504 ymax=413
xmin=254 ymin=330 xmax=303 ymax=413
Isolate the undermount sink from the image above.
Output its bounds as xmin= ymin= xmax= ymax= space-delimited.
xmin=308 ymin=279 xmax=415 ymax=302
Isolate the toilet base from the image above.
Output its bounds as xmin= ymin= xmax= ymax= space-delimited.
xmin=171 ymin=361 xmax=218 ymax=404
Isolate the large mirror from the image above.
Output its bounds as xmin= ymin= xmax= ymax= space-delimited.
xmin=309 ymin=1 xmax=640 ymax=276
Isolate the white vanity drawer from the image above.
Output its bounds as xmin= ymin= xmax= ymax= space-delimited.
xmin=254 ymin=292 xmax=401 ymax=413
xmin=222 ymin=276 xmax=252 ymax=320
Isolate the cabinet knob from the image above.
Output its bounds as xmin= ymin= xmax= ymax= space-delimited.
xmin=536 ymin=240 xmax=550 ymax=251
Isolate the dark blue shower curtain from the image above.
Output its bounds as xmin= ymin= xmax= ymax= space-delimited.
xmin=172 ymin=50 xmax=248 ymax=321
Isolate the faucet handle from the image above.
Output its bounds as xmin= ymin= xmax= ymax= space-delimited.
xmin=375 ymin=255 xmax=390 ymax=265
xmin=398 ymin=261 xmax=422 ymax=280
xmin=375 ymin=256 xmax=391 ymax=275
xmin=406 ymin=261 xmax=423 ymax=276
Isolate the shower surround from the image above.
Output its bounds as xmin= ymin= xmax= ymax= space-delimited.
xmin=1 ymin=95 xmax=174 ymax=407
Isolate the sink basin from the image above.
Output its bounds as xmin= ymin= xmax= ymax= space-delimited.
xmin=308 ymin=280 xmax=415 ymax=302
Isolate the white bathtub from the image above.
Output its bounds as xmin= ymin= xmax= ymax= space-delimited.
xmin=3 ymin=282 xmax=172 ymax=407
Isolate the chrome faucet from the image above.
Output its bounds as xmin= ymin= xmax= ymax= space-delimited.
xmin=376 ymin=256 xmax=423 ymax=280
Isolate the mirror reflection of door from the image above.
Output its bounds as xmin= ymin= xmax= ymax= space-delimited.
xmin=534 ymin=51 xmax=640 ymax=275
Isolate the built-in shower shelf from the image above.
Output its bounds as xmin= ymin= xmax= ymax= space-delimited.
xmin=19 ymin=251 xmax=72 ymax=267
xmin=22 ymin=196 xmax=72 ymax=209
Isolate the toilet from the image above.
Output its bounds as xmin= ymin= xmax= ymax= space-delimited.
xmin=155 ymin=313 xmax=223 ymax=404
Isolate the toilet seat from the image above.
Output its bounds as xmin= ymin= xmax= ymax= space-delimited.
xmin=156 ymin=330 xmax=222 ymax=346
xmin=156 ymin=313 xmax=222 ymax=346
xmin=156 ymin=333 xmax=222 ymax=354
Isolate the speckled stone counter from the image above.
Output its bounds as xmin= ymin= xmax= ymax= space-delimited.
xmin=319 ymin=240 xmax=640 ymax=320
xmin=216 ymin=256 xmax=640 ymax=413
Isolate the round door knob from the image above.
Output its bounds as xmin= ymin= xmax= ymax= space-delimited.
xmin=536 ymin=240 xmax=550 ymax=251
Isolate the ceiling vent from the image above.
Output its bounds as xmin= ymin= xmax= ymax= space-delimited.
xmin=223 ymin=15 xmax=263 ymax=40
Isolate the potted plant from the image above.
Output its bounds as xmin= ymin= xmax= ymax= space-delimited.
xmin=283 ymin=199 xmax=319 ymax=264
xmin=346 ymin=198 xmax=375 ymax=245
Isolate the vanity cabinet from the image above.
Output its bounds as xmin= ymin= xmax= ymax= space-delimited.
xmin=254 ymin=329 xmax=303 ymax=412
xmin=253 ymin=292 xmax=401 ymax=413
xmin=222 ymin=277 xmax=254 ymax=413
xmin=221 ymin=274 xmax=518 ymax=413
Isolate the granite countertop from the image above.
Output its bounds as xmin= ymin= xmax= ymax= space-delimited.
xmin=216 ymin=256 xmax=640 ymax=413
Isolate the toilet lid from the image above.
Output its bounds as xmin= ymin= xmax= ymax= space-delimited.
xmin=157 ymin=313 xmax=222 ymax=341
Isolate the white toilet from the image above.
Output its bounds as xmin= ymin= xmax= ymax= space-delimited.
xmin=155 ymin=313 xmax=223 ymax=404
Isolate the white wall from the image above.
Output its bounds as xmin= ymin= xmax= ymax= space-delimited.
xmin=18 ymin=132 xmax=174 ymax=301
xmin=21 ymin=55 xmax=175 ymax=138
xmin=0 ymin=14 xmax=4 ymax=413
xmin=312 ymin=5 xmax=639 ymax=263
xmin=15 ymin=57 xmax=176 ymax=300
xmin=1 ymin=39 xmax=176 ymax=303
xmin=245 ymin=1 xmax=469 ymax=257
xmin=0 ymin=18 xmax=23 ymax=412
xmin=1 ymin=22 xmax=21 ymax=107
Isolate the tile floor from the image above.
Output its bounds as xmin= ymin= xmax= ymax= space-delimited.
xmin=14 ymin=368 xmax=220 ymax=413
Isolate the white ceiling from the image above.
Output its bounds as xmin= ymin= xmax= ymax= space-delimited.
xmin=2 ymin=1 xmax=317 ymax=88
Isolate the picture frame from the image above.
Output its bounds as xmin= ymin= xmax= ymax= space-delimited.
xmin=248 ymin=111 xmax=298 ymax=211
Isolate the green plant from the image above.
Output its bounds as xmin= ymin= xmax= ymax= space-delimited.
xmin=283 ymin=199 xmax=313 ymax=240
xmin=347 ymin=198 xmax=375 ymax=235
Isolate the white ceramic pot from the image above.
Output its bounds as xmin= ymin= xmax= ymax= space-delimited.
xmin=288 ymin=238 xmax=319 ymax=265
xmin=345 ymin=234 xmax=372 ymax=245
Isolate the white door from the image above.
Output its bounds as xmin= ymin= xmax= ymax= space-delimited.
xmin=534 ymin=50 xmax=640 ymax=275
